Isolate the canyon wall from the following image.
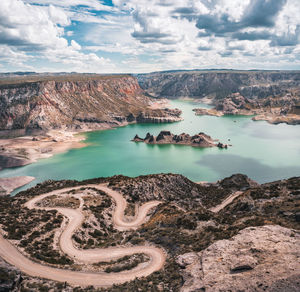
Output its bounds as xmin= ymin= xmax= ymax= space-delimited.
xmin=0 ymin=75 xmax=181 ymax=134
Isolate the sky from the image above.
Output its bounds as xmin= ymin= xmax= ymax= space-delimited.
xmin=0 ymin=0 xmax=300 ymax=73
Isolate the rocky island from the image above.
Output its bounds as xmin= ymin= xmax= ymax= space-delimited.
xmin=132 ymin=131 xmax=229 ymax=148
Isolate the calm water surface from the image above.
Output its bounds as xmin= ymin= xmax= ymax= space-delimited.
xmin=1 ymin=100 xmax=300 ymax=194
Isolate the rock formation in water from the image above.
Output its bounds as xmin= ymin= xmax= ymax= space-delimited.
xmin=132 ymin=130 xmax=229 ymax=148
xmin=0 ymin=74 xmax=182 ymax=134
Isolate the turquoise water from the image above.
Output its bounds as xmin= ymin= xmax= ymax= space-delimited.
xmin=1 ymin=100 xmax=300 ymax=193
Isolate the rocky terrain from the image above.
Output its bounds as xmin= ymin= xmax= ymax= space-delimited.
xmin=132 ymin=130 xmax=229 ymax=148
xmin=193 ymin=92 xmax=300 ymax=125
xmin=0 ymin=173 xmax=299 ymax=291
xmin=178 ymin=225 xmax=300 ymax=292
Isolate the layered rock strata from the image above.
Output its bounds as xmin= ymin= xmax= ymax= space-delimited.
xmin=0 ymin=75 xmax=182 ymax=133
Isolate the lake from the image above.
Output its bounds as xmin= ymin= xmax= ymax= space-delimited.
xmin=1 ymin=99 xmax=300 ymax=194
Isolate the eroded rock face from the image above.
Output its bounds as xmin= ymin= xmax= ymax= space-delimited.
xmin=132 ymin=130 xmax=229 ymax=148
xmin=177 ymin=225 xmax=300 ymax=292
xmin=0 ymin=75 xmax=181 ymax=132
xmin=0 ymin=176 xmax=35 ymax=195
xmin=0 ymin=154 xmax=29 ymax=170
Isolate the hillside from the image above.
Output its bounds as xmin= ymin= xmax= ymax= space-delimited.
xmin=0 ymin=173 xmax=299 ymax=291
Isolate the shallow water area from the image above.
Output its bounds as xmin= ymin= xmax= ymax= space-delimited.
xmin=1 ymin=100 xmax=300 ymax=194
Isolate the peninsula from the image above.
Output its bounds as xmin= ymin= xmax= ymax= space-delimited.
xmin=192 ymin=92 xmax=300 ymax=125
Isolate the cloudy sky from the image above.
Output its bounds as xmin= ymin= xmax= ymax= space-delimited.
xmin=1 ymin=0 xmax=300 ymax=73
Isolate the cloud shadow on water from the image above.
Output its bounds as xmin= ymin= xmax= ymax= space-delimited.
xmin=197 ymin=154 xmax=300 ymax=183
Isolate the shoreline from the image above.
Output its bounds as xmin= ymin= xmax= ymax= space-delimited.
xmin=0 ymin=129 xmax=88 ymax=172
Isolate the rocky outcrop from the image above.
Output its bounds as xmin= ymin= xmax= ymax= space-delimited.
xmin=177 ymin=225 xmax=300 ymax=292
xmin=0 ymin=75 xmax=182 ymax=133
xmin=132 ymin=131 xmax=229 ymax=148
xmin=114 ymin=108 xmax=182 ymax=124
xmin=218 ymin=173 xmax=259 ymax=191
xmin=137 ymin=70 xmax=300 ymax=99
xmin=192 ymin=108 xmax=223 ymax=117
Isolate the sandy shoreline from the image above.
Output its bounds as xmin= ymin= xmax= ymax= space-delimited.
xmin=0 ymin=129 xmax=88 ymax=171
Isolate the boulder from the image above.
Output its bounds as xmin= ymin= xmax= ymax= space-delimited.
xmin=177 ymin=225 xmax=300 ymax=292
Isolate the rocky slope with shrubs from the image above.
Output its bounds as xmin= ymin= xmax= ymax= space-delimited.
xmin=0 ymin=173 xmax=299 ymax=291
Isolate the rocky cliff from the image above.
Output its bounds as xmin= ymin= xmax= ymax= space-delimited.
xmin=0 ymin=75 xmax=181 ymax=134
xmin=137 ymin=70 xmax=300 ymax=100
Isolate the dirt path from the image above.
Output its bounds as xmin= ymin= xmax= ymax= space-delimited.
xmin=209 ymin=191 xmax=243 ymax=213
xmin=0 ymin=184 xmax=165 ymax=287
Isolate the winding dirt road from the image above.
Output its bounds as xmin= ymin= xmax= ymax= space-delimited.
xmin=0 ymin=184 xmax=165 ymax=287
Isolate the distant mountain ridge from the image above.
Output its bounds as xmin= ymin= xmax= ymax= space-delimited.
xmin=137 ymin=70 xmax=300 ymax=99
